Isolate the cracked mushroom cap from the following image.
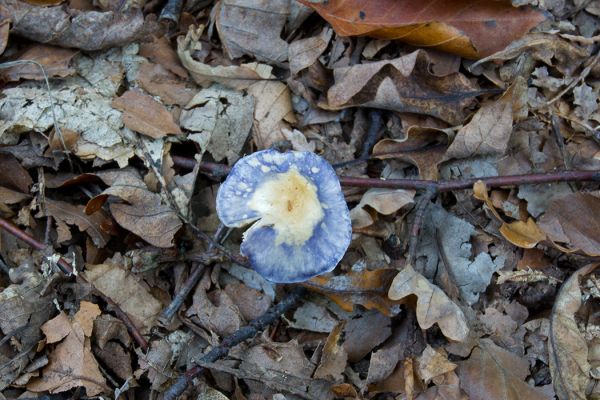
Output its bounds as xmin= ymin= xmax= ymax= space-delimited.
xmin=216 ymin=149 xmax=352 ymax=283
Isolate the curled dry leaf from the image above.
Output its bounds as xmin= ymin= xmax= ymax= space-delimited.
xmin=177 ymin=25 xmax=274 ymax=90
xmin=499 ymin=218 xmax=546 ymax=249
xmin=300 ymin=0 xmax=546 ymax=59
xmin=388 ymin=265 xmax=469 ymax=342
xmin=416 ymin=345 xmax=457 ymax=384
xmin=305 ymin=268 xmax=403 ymax=316
xmin=135 ymin=62 xmax=195 ymax=106
xmin=350 ymin=188 xmax=415 ymax=229
xmin=2 ymin=0 xmax=146 ymax=51
xmin=216 ymin=0 xmax=289 ymax=65
xmin=27 ymin=302 xmax=106 ymax=397
xmin=372 ymin=127 xmax=449 ymax=180
xmin=458 ymin=338 xmax=552 ymax=400
xmin=112 ymin=89 xmax=182 ymax=139
xmin=324 ymin=50 xmax=480 ymax=124
xmin=538 ymin=193 xmax=600 ymax=256
xmin=549 ymin=263 xmax=597 ymax=400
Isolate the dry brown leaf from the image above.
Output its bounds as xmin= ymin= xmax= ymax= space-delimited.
xmin=458 ymin=338 xmax=552 ymax=400
xmin=186 ymin=273 xmax=243 ymax=337
xmin=289 ymin=27 xmax=333 ymax=76
xmin=3 ymin=0 xmax=146 ymax=51
xmin=538 ymin=193 xmax=600 ymax=256
xmin=135 ymin=62 xmax=195 ymax=106
xmin=444 ymin=76 xmax=527 ymax=161
xmin=324 ymin=50 xmax=480 ymax=124
xmin=92 ymin=169 xmax=182 ymax=248
xmin=112 ymin=89 xmax=182 ymax=139
xmin=224 ymin=283 xmax=272 ymax=321
xmin=216 ymin=0 xmax=289 ymax=65
xmin=499 ymin=218 xmax=546 ymax=249
xmin=300 ymin=0 xmax=546 ymax=59
xmin=305 ymin=269 xmax=403 ymax=316
xmin=27 ymin=302 xmax=106 ymax=396
xmin=416 ymin=345 xmax=457 ymax=384
xmin=372 ymin=126 xmax=449 ymax=179
xmin=177 ymin=25 xmax=274 ymax=90
xmin=247 ymin=80 xmax=297 ymax=149
xmin=0 ymin=153 xmax=33 ymax=193
xmin=40 ymin=199 xmax=111 ymax=248
xmin=388 ymin=265 xmax=469 ymax=342
xmin=471 ymin=33 xmax=589 ymax=76
xmin=350 ymin=188 xmax=415 ymax=229
xmin=1 ymin=44 xmax=77 ymax=82
xmin=416 ymin=371 xmax=467 ymax=400
xmin=182 ymin=86 xmax=254 ymax=164
xmin=0 ymin=186 xmax=31 ymax=205
xmin=343 ymin=309 xmax=391 ymax=362
xmin=314 ymin=321 xmax=347 ymax=382
xmin=549 ymin=263 xmax=597 ymax=400
xmin=139 ymin=35 xmax=187 ymax=79
xmin=0 ymin=19 xmax=8 ymax=56
xmin=84 ymin=263 xmax=162 ymax=333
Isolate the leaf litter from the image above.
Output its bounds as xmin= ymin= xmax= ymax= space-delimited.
xmin=0 ymin=0 xmax=599 ymax=398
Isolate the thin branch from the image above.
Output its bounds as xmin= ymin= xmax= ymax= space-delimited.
xmin=171 ymin=155 xmax=600 ymax=191
xmin=0 ymin=217 xmax=149 ymax=351
xmin=163 ymin=287 xmax=306 ymax=400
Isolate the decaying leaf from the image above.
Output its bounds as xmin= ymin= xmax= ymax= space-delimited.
xmin=180 ymin=85 xmax=254 ymax=164
xmin=538 ymin=193 xmax=600 ymax=256
xmin=324 ymin=50 xmax=480 ymax=124
xmin=444 ymin=77 xmax=527 ymax=161
xmin=499 ymin=218 xmax=547 ymax=249
xmin=84 ymin=263 xmax=162 ymax=333
xmin=300 ymin=0 xmax=546 ymax=59
xmin=418 ymin=204 xmax=505 ymax=305
xmin=0 ymin=44 xmax=77 ymax=82
xmin=289 ymin=27 xmax=333 ymax=76
xmin=0 ymin=264 xmax=52 ymax=390
xmin=3 ymin=0 xmax=146 ymax=51
xmin=177 ymin=24 xmax=274 ymax=90
xmin=305 ymin=269 xmax=403 ymax=316
xmin=458 ymin=338 xmax=552 ymax=400
xmin=112 ymin=89 xmax=182 ymax=139
xmin=350 ymin=188 xmax=415 ymax=229
xmin=135 ymin=62 xmax=196 ymax=106
xmin=549 ymin=263 xmax=596 ymax=400
xmin=37 ymin=199 xmax=111 ymax=248
xmin=314 ymin=322 xmax=347 ymax=382
xmin=372 ymin=126 xmax=449 ymax=180
xmin=388 ymin=265 xmax=469 ymax=342
xmin=216 ymin=0 xmax=289 ymax=65
xmin=416 ymin=345 xmax=457 ymax=384
xmin=343 ymin=309 xmax=391 ymax=362
xmin=27 ymin=302 xmax=106 ymax=396
xmin=91 ymin=169 xmax=182 ymax=248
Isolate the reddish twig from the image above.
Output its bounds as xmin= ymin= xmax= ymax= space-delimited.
xmin=171 ymin=155 xmax=600 ymax=190
xmin=0 ymin=217 xmax=149 ymax=351
xmin=163 ymin=287 xmax=306 ymax=400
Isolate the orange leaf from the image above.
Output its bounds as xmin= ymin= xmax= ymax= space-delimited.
xmin=499 ymin=218 xmax=546 ymax=249
xmin=299 ymin=0 xmax=546 ymax=59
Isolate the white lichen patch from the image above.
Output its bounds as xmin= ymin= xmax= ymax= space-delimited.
xmin=247 ymin=166 xmax=324 ymax=246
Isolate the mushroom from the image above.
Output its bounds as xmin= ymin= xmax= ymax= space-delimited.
xmin=216 ymin=149 xmax=352 ymax=283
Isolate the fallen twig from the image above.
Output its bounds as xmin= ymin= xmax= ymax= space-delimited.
xmin=0 ymin=218 xmax=149 ymax=351
xmin=171 ymin=155 xmax=600 ymax=191
xmin=163 ymin=286 xmax=307 ymax=400
xmin=406 ymin=185 xmax=438 ymax=269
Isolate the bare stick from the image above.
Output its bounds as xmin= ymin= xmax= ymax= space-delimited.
xmin=406 ymin=186 xmax=437 ymax=268
xmin=163 ymin=287 xmax=306 ymax=400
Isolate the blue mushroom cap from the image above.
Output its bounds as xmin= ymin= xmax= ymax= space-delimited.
xmin=216 ymin=149 xmax=352 ymax=283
